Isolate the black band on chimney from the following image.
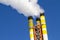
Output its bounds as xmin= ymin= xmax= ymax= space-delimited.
xmin=40 ymin=13 xmax=44 ymax=16
xmin=36 ymin=18 xmax=40 ymax=21
xmin=28 ymin=16 xmax=33 ymax=20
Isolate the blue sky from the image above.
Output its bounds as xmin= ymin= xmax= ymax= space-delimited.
xmin=0 ymin=0 xmax=60 ymax=40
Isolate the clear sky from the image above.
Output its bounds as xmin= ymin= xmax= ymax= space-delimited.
xmin=0 ymin=0 xmax=60 ymax=40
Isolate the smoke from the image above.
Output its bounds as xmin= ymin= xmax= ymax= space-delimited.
xmin=0 ymin=0 xmax=44 ymax=17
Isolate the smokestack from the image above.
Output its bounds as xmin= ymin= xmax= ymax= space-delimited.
xmin=36 ymin=18 xmax=40 ymax=27
xmin=40 ymin=13 xmax=48 ymax=40
xmin=36 ymin=18 xmax=43 ymax=40
xmin=28 ymin=16 xmax=34 ymax=40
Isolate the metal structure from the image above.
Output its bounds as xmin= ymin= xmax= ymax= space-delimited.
xmin=40 ymin=13 xmax=48 ymax=40
xmin=28 ymin=16 xmax=34 ymax=40
xmin=28 ymin=13 xmax=48 ymax=40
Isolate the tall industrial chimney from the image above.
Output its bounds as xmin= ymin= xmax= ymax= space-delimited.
xmin=40 ymin=13 xmax=48 ymax=40
xmin=28 ymin=16 xmax=34 ymax=40
xmin=36 ymin=18 xmax=43 ymax=40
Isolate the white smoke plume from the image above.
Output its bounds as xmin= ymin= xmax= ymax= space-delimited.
xmin=0 ymin=0 xmax=44 ymax=17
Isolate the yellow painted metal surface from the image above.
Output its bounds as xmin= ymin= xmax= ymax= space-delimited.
xmin=28 ymin=18 xmax=34 ymax=40
xmin=30 ymin=29 xmax=34 ymax=38
xmin=42 ymin=30 xmax=47 ymax=34
xmin=40 ymin=15 xmax=48 ymax=34
xmin=29 ymin=19 xmax=34 ymax=28
xmin=42 ymin=24 xmax=46 ymax=28
xmin=40 ymin=14 xmax=48 ymax=40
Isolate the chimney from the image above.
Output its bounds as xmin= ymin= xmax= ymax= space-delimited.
xmin=28 ymin=16 xmax=34 ymax=40
xmin=40 ymin=13 xmax=48 ymax=40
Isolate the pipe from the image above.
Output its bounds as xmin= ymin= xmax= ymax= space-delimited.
xmin=36 ymin=18 xmax=43 ymax=40
xmin=28 ymin=16 xmax=34 ymax=40
xmin=40 ymin=13 xmax=48 ymax=40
